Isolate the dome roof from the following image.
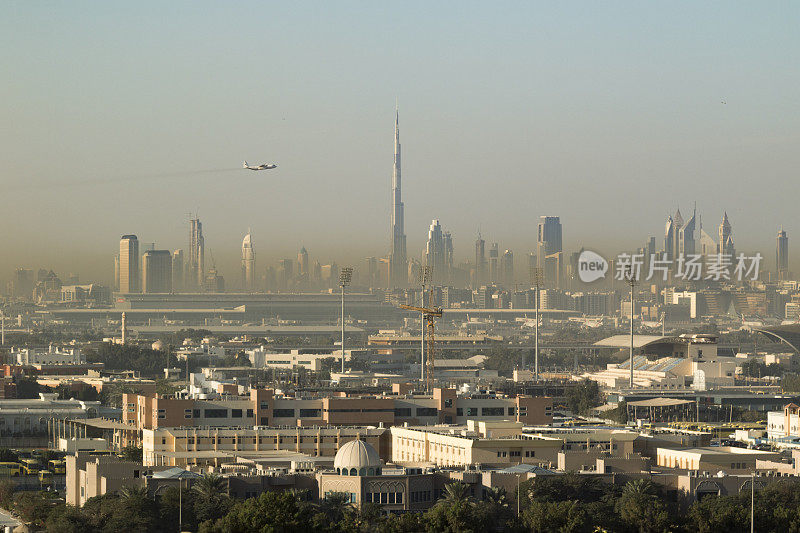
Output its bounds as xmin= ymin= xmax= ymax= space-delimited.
xmin=333 ymin=440 xmax=381 ymax=472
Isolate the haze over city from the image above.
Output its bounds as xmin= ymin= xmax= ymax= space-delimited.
xmin=3 ymin=2 xmax=799 ymax=284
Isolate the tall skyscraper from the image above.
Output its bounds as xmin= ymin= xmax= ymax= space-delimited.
xmin=389 ymin=106 xmax=407 ymax=288
xmin=241 ymin=231 xmax=255 ymax=291
xmin=142 ymin=250 xmax=172 ymax=293
xmin=119 ymin=235 xmax=140 ymax=293
xmin=664 ymin=214 xmax=676 ymax=261
xmin=537 ymin=216 xmax=562 ymax=266
xmin=501 ymin=249 xmax=514 ymax=287
xmin=777 ymin=228 xmax=789 ymax=280
xmin=443 ymin=232 xmax=454 ymax=280
xmin=717 ymin=212 xmax=735 ymax=256
xmin=425 ymin=219 xmax=446 ymax=284
xmin=172 ymin=250 xmax=184 ymax=291
xmin=474 ymin=234 xmax=486 ymax=286
xmin=678 ymin=207 xmax=697 ymax=257
xmin=298 ymin=247 xmax=309 ymax=277
xmin=113 ymin=255 xmax=120 ymax=292
xmin=189 ymin=217 xmax=204 ymax=290
xmin=488 ymin=243 xmax=499 ymax=284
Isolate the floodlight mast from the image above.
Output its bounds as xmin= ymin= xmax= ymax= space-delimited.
xmin=626 ymin=264 xmax=637 ymax=389
xmin=531 ymin=267 xmax=544 ymax=381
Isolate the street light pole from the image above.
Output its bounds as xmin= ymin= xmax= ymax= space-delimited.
xmin=339 ymin=268 xmax=353 ymax=374
xmin=751 ymin=471 xmax=755 ymax=533
xmin=626 ymin=265 xmax=636 ymax=389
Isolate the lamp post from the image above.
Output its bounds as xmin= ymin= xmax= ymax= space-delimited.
xmin=751 ymin=471 xmax=755 ymax=533
xmin=625 ymin=264 xmax=636 ymax=389
xmin=339 ymin=267 xmax=353 ymax=374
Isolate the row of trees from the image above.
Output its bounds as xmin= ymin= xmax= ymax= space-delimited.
xmin=11 ymin=473 xmax=800 ymax=532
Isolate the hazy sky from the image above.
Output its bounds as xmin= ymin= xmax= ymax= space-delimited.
xmin=2 ymin=2 xmax=799 ymax=284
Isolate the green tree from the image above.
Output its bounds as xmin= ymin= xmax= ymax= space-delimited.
xmin=193 ymin=473 xmax=231 ymax=524
xmin=565 ymin=380 xmax=602 ymax=415
xmin=121 ymin=445 xmax=143 ymax=463
xmin=199 ymin=490 xmax=316 ymax=533
xmin=615 ymin=479 xmax=670 ymax=533
xmin=521 ymin=500 xmax=589 ymax=533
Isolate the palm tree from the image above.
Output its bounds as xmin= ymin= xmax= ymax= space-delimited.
xmin=119 ymin=484 xmax=148 ymax=500
xmin=192 ymin=473 xmax=227 ymax=501
xmin=440 ymin=482 xmax=471 ymax=505
xmin=621 ymin=478 xmax=657 ymax=498
xmin=484 ymin=486 xmax=509 ymax=507
xmin=321 ymin=491 xmax=352 ymax=522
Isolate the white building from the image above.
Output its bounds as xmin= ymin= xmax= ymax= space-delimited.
xmin=13 ymin=345 xmax=85 ymax=366
xmin=246 ymin=347 xmax=341 ymax=371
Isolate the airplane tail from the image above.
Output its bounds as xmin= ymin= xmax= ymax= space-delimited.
xmin=243 ymin=161 xmax=248 ymax=168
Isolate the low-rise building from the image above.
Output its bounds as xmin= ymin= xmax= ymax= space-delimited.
xmin=656 ymin=446 xmax=781 ymax=472
xmin=142 ymin=425 xmax=389 ymax=467
xmin=122 ymin=387 xmax=553 ymax=431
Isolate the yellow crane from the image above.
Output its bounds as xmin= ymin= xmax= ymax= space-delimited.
xmin=398 ymin=303 xmax=442 ymax=393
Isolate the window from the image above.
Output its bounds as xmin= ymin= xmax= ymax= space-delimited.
xmin=260 ymin=417 xmax=268 ymax=425
xmin=416 ymin=408 xmax=437 ymax=417
xmin=467 ymin=407 xmax=478 ymax=416
xmin=444 ymin=399 xmax=453 ymax=408
xmin=193 ymin=409 xmax=200 ymax=418
xmin=510 ymin=451 xmax=521 ymax=457
xmin=133 ymin=470 xmax=140 ymax=478
xmin=246 ymin=409 xmax=254 ymax=417
xmin=299 ymin=409 xmax=321 ymax=418
xmin=366 ymin=493 xmax=372 ymax=503
xmin=456 ymin=408 xmax=463 ymax=416
xmin=396 ymin=492 xmax=403 ymax=504
xmin=260 ymin=402 xmax=269 ymax=410
xmin=508 ymin=407 xmax=515 ymax=416
xmin=482 ymin=407 xmax=505 ymax=416
xmin=204 ymin=409 xmax=228 ymax=418
xmin=394 ymin=408 xmax=412 ymax=417
xmin=231 ymin=409 xmax=243 ymax=418
xmin=273 ymin=409 xmax=295 ymax=418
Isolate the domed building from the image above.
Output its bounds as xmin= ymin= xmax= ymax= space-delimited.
xmin=317 ymin=439 xmax=439 ymax=511
xmin=334 ymin=439 xmax=382 ymax=476
xmin=151 ymin=340 xmax=165 ymax=352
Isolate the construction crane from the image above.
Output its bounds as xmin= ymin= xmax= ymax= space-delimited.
xmin=398 ymin=302 xmax=442 ymax=393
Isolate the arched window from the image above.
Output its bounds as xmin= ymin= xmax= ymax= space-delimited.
xmin=359 ymin=468 xmax=366 ymax=476
xmin=368 ymin=468 xmax=375 ymax=476
xmin=336 ymin=468 xmax=340 ymax=475
xmin=350 ymin=468 xmax=357 ymax=476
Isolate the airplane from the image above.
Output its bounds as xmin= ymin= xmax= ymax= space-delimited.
xmin=243 ymin=161 xmax=278 ymax=171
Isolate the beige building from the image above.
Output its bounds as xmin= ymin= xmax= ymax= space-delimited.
xmin=317 ymin=440 xmax=446 ymax=512
xmin=656 ymin=446 xmax=781 ymax=472
xmin=123 ymin=387 xmax=552 ymax=432
xmin=142 ymin=425 xmax=389 ymax=467
xmin=391 ymin=421 xmax=561 ymax=468
xmin=67 ymin=452 xmax=146 ymax=507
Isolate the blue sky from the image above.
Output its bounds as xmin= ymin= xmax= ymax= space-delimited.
xmin=2 ymin=2 xmax=799 ymax=281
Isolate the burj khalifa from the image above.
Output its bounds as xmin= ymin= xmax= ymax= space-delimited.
xmin=389 ymin=106 xmax=407 ymax=288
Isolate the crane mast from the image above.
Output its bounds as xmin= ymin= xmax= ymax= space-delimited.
xmin=398 ymin=302 xmax=442 ymax=393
